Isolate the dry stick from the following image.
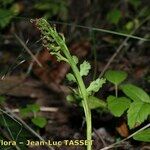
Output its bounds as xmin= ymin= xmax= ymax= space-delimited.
xmin=141 ymin=146 xmax=150 ymax=150
xmin=14 ymin=33 xmax=43 ymax=68
xmin=100 ymin=122 xmax=150 ymax=150
xmin=3 ymin=107 xmax=55 ymax=150
xmin=12 ymin=106 xmax=58 ymax=113
xmin=26 ymin=38 xmax=44 ymax=75
xmin=26 ymin=49 xmax=41 ymax=75
xmin=99 ymin=15 xmax=150 ymax=78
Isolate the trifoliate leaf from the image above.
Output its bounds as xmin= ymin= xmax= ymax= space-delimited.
xmin=105 ymin=70 xmax=127 ymax=85
xmin=133 ymin=128 xmax=150 ymax=142
xmin=107 ymin=96 xmax=131 ymax=117
xmin=32 ymin=117 xmax=47 ymax=128
xmin=72 ymin=55 xmax=79 ymax=64
xmin=121 ymin=84 xmax=150 ymax=103
xmin=87 ymin=78 xmax=106 ymax=95
xmin=66 ymin=73 xmax=76 ymax=82
xmin=127 ymin=101 xmax=150 ymax=129
xmin=80 ymin=61 xmax=91 ymax=76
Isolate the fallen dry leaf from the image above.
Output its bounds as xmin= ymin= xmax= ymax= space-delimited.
xmin=116 ymin=121 xmax=129 ymax=137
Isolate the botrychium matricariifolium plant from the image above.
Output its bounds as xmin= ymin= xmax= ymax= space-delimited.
xmin=32 ymin=18 xmax=106 ymax=150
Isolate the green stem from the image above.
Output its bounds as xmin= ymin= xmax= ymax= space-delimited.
xmin=115 ymin=84 xmax=118 ymax=98
xmin=66 ymin=54 xmax=92 ymax=150
xmin=36 ymin=19 xmax=92 ymax=150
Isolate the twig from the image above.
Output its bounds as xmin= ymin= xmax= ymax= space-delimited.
xmin=14 ymin=33 xmax=43 ymax=68
xmin=12 ymin=106 xmax=58 ymax=113
xmin=100 ymin=123 xmax=150 ymax=150
xmin=26 ymin=49 xmax=41 ymax=75
xmin=141 ymin=146 xmax=150 ymax=150
xmin=99 ymin=15 xmax=150 ymax=78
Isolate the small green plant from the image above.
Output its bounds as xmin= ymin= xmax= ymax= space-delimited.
xmin=105 ymin=70 xmax=127 ymax=97
xmin=33 ymin=18 xmax=106 ymax=150
xmin=20 ymin=104 xmax=47 ymax=128
xmin=105 ymin=70 xmax=150 ymax=142
xmin=32 ymin=19 xmax=150 ymax=149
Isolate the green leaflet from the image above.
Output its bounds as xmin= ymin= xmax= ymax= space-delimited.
xmin=87 ymin=78 xmax=106 ymax=95
xmin=31 ymin=117 xmax=47 ymax=128
xmin=80 ymin=96 xmax=106 ymax=109
xmin=105 ymin=70 xmax=127 ymax=85
xmin=20 ymin=104 xmax=40 ymax=117
xmin=87 ymin=96 xmax=106 ymax=109
xmin=133 ymin=128 xmax=150 ymax=142
xmin=80 ymin=61 xmax=91 ymax=76
xmin=121 ymin=84 xmax=150 ymax=103
xmin=66 ymin=73 xmax=76 ymax=82
xmin=72 ymin=55 xmax=79 ymax=64
xmin=127 ymin=101 xmax=150 ymax=129
xmin=27 ymin=104 xmax=40 ymax=113
xmin=107 ymin=96 xmax=131 ymax=117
